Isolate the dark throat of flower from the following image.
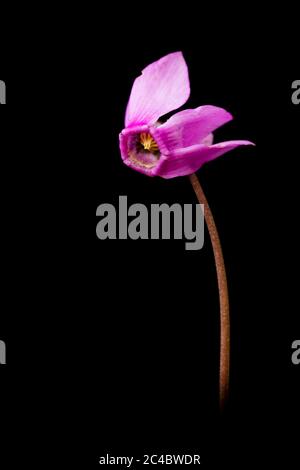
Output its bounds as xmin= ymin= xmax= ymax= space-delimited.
xmin=128 ymin=133 xmax=160 ymax=169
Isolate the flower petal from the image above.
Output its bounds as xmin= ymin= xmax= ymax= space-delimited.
xmin=125 ymin=52 xmax=190 ymax=127
xmin=154 ymin=140 xmax=255 ymax=179
xmin=152 ymin=106 xmax=233 ymax=151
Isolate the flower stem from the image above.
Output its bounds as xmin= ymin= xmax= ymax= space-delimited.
xmin=189 ymin=173 xmax=230 ymax=412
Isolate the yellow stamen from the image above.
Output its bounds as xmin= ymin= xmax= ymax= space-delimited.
xmin=140 ymin=133 xmax=159 ymax=152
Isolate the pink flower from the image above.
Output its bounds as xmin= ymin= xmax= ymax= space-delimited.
xmin=119 ymin=52 xmax=254 ymax=179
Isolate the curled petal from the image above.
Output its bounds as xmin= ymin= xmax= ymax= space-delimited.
xmin=152 ymin=106 xmax=233 ymax=151
xmin=125 ymin=52 xmax=190 ymax=127
xmin=154 ymin=140 xmax=255 ymax=179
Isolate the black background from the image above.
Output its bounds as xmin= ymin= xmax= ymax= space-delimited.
xmin=1 ymin=6 xmax=299 ymax=468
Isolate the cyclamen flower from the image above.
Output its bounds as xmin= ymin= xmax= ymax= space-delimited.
xmin=119 ymin=52 xmax=255 ymax=411
xmin=119 ymin=52 xmax=254 ymax=178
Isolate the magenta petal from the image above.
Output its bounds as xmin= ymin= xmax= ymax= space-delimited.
xmin=152 ymin=106 xmax=233 ymax=151
xmin=125 ymin=52 xmax=190 ymax=127
xmin=154 ymin=140 xmax=255 ymax=179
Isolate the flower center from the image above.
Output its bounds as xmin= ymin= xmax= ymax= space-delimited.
xmin=127 ymin=132 xmax=160 ymax=169
xmin=139 ymin=132 xmax=159 ymax=153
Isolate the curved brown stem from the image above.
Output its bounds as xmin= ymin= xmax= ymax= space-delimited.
xmin=189 ymin=173 xmax=230 ymax=411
